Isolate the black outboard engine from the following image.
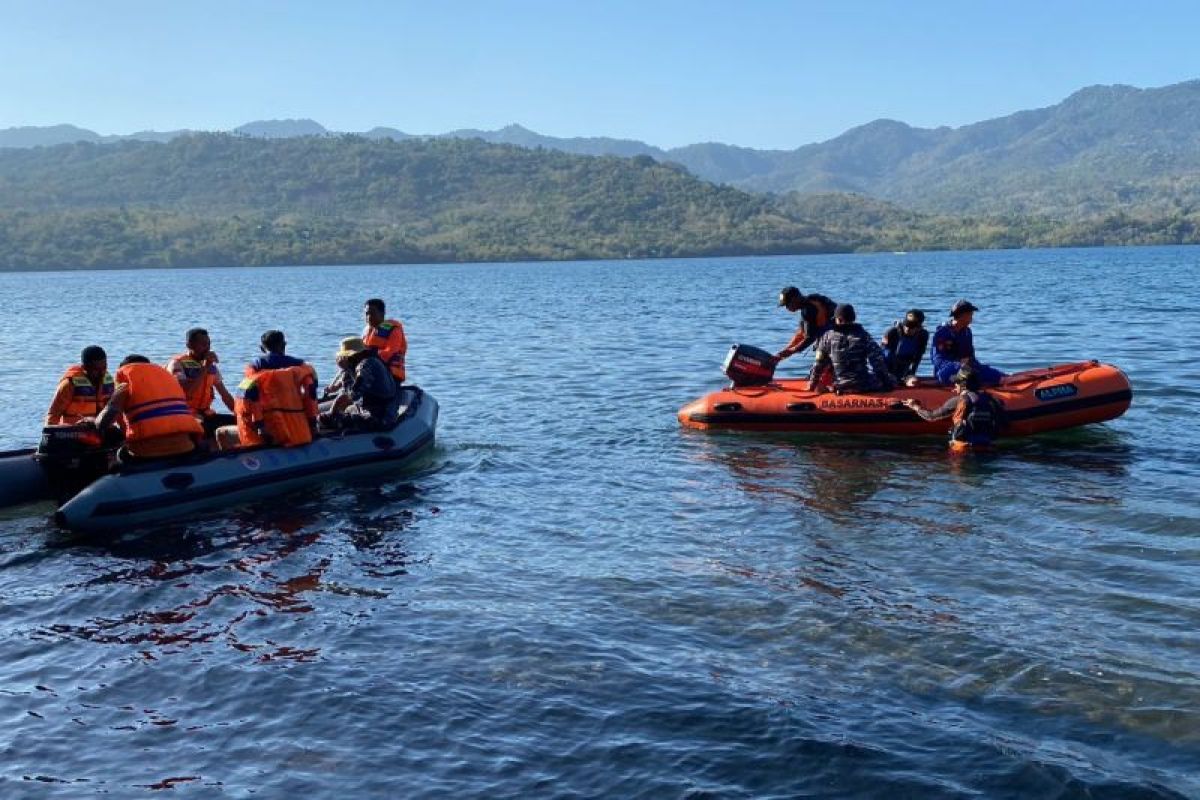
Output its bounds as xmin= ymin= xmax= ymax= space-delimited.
xmin=722 ymin=344 xmax=777 ymax=387
xmin=35 ymin=424 xmax=119 ymax=504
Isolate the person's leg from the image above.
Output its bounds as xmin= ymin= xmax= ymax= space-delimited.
xmin=972 ymin=362 xmax=1006 ymax=386
xmin=934 ymin=361 xmax=960 ymax=385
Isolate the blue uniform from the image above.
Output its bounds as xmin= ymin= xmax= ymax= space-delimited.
xmin=931 ymin=323 xmax=1004 ymax=385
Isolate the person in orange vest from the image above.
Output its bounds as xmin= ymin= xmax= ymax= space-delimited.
xmin=166 ymin=328 xmax=237 ymax=439
xmin=45 ymin=345 xmax=115 ymax=425
xmin=95 ymin=355 xmax=203 ymax=461
xmin=216 ymin=330 xmax=319 ymax=450
xmin=362 ymin=298 xmax=407 ymax=383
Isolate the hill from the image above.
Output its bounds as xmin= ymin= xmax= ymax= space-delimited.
xmin=0 ymin=135 xmax=849 ymax=269
xmin=7 ymin=78 xmax=1200 ymax=220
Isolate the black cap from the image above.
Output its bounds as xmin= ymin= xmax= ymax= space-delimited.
xmin=905 ymin=309 xmax=925 ymax=325
xmin=260 ymin=329 xmax=286 ymax=352
xmin=778 ymin=286 xmax=801 ymax=306
xmin=834 ymin=303 xmax=856 ymax=323
xmin=950 ymin=300 xmax=979 ymax=318
xmin=80 ymin=345 xmax=107 ymax=365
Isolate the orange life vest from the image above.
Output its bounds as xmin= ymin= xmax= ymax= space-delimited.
xmin=363 ymin=319 xmax=407 ymax=382
xmin=116 ymin=363 xmax=204 ymax=443
xmin=52 ymin=365 xmax=115 ymax=424
xmin=235 ymin=364 xmax=318 ymax=448
xmin=169 ymin=351 xmax=219 ymax=416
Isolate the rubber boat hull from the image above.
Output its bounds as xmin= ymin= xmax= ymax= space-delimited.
xmin=678 ymin=361 xmax=1131 ymax=436
xmin=56 ymin=387 xmax=438 ymax=533
xmin=0 ymin=449 xmax=52 ymax=509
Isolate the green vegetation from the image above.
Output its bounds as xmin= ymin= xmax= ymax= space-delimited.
xmin=1 ymin=133 xmax=1199 ymax=270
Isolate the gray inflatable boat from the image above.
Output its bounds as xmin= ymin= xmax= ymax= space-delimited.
xmin=0 ymin=448 xmax=52 ymax=508
xmin=49 ymin=387 xmax=437 ymax=533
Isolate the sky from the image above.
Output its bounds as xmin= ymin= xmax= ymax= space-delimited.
xmin=1 ymin=0 xmax=1198 ymax=150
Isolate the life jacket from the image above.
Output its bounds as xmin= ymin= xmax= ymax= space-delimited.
xmin=891 ymin=322 xmax=925 ymax=360
xmin=116 ymin=363 xmax=204 ymax=443
xmin=806 ymin=294 xmax=836 ymax=331
xmin=53 ymin=365 xmax=115 ymax=423
xmin=236 ymin=364 xmax=318 ymax=448
xmin=363 ymin=319 xmax=407 ymax=382
xmin=932 ymin=323 xmax=974 ymax=365
xmin=951 ymin=390 xmax=1003 ymax=445
xmin=169 ymin=351 xmax=219 ymax=416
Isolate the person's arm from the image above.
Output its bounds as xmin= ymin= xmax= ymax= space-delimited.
xmin=212 ymin=365 xmax=235 ymax=413
xmin=45 ymin=379 xmax=73 ymax=425
xmin=807 ymin=344 xmax=831 ymax=391
xmin=867 ymin=340 xmax=896 ymax=390
xmin=881 ymin=326 xmax=898 ymax=354
xmin=902 ymin=395 xmax=959 ymax=421
xmin=906 ymin=330 xmax=929 ymax=377
xmin=95 ymin=384 xmax=129 ymax=432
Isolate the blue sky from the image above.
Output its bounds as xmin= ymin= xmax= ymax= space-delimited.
xmin=1 ymin=0 xmax=1197 ymax=149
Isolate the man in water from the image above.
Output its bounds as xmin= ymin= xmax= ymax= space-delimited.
xmin=902 ymin=367 xmax=1005 ymax=450
xmin=808 ymin=304 xmax=896 ymax=394
xmin=930 ymin=300 xmax=1004 ymax=386
xmin=775 ymin=286 xmax=837 ymax=363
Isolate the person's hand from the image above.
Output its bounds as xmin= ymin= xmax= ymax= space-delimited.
xmin=774 ymin=350 xmax=789 ymax=362
xmin=902 ymin=398 xmax=921 ymax=410
xmin=904 ymin=376 xmax=919 ymax=387
xmin=205 ymin=351 xmax=219 ymax=365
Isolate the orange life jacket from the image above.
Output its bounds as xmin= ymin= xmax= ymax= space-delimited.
xmin=363 ymin=319 xmax=407 ymax=382
xmin=116 ymin=363 xmax=204 ymax=443
xmin=169 ymin=351 xmax=219 ymax=416
xmin=52 ymin=365 xmax=115 ymax=424
xmin=235 ymin=364 xmax=318 ymax=448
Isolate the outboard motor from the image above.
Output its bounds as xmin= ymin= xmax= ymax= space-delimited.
xmin=723 ymin=344 xmax=777 ymax=387
xmin=35 ymin=424 xmax=119 ymax=504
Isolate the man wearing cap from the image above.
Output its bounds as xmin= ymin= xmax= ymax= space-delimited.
xmin=775 ymin=287 xmax=838 ymax=363
xmin=930 ymin=300 xmax=1005 ymax=386
xmin=881 ymin=309 xmax=929 ymax=384
xmin=808 ymin=304 xmax=896 ymax=394
xmin=319 ymin=337 xmax=401 ymax=431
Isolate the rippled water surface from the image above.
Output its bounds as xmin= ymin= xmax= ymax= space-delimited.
xmin=1 ymin=247 xmax=1198 ymax=798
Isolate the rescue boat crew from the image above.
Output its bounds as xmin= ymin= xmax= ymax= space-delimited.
xmin=45 ymin=345 xmax=115 ymax=425
xmin=902 ymin=367 xmax=1005 ymax=451
xmin=218 ymin=330 xmax=319 ymax=450
xmin=320 ymin=337 xmax=401 ymax=431
xmin=248 ymin=329 xmax=307 ymax=372
xmin=362 ymin=298 xmax=407 ymax=383
xmin=166 ymin=328 xmax=237 ymax=438
xmin=930 ymin=300 xmax=1005 ymax=387
xmin=96 ymin=355 xmax=203 ymax=461
xmin=775 ymin=287 xmax=838 ymax=363
xmin=881 ymin=309 xmax=929 ymax=384
xmin=808 ymin=304 xmax=896 ymax=394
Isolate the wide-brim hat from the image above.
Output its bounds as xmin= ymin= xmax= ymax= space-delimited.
xmin=336 ymin=336 xmax=367 ymax=359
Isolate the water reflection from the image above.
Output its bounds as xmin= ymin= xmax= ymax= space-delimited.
xmin=37 ymin=481 xmax=433 ymax=664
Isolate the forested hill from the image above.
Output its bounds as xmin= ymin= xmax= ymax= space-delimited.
xmin=0 ymin=134 xmax=849 ymax=268
xmin=1 ymin=133 xmax=1197 ymax=270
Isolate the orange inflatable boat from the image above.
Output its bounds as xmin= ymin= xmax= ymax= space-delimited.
xmin=678 ymin=360 xmax=1132 ymax=436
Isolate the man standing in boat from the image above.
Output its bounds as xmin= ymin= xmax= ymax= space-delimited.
xmin=808 ymin=304 xmax=897 ymax=394
xmin=930 ymin=300 xmax=1005 ymax=386
xmin=774 ymin=287 xmax=837 ymax=363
